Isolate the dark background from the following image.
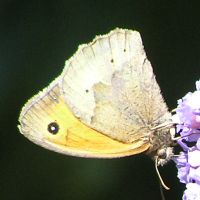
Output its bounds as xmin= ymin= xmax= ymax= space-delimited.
xmin=1 ymin=1 xmax=200 ymax=199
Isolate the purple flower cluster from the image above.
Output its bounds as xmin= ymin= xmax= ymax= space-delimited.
xmin=173 ymin=80 xmax=200 ymax=199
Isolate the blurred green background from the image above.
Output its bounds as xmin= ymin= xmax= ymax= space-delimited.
xmin=1 ymin=0 xmax=200 ymax=199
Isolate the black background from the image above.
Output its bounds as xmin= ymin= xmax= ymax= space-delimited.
xmin=1 ymin=1 xmax=200 ymax=200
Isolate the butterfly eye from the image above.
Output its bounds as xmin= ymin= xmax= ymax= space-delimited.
xmin=47 ymin=122 xmax=59 ymax=135
xmin=157 ymin=149 xmax=167 ymax=159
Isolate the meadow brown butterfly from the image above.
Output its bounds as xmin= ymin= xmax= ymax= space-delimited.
xmin=18 ymin=28 xmax=174 ymax=167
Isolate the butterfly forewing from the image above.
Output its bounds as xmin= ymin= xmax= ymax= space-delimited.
xmin=61 ymin=28 xmax=171 ymax=144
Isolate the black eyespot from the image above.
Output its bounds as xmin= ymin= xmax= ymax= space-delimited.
xmin=47 ymin=122 xmax=59 ymax=134
xmin=85 ymin=89 xmax=89 ymax=93
xmin=124 ymin=49 xmax=126 ymax=52
xmin=111 ymin=58 xmax=114 ymax=63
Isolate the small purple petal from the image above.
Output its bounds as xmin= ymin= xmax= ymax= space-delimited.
xmin=176 ymin=91 xmax=200 ymax=129
xmin=188 ymin=150 xmax=200 ymax=167
xmin=177 ymin=165 xmax=190 ymax=183
xmin=183 ymin=183 xmax=200 ymax=200
xmin=174 ymin=152 xmax=188 ymax=165
xmin=174 ymin=152 xmax=189 ymax=183
xmin=187 ymin=91 xmax=200 ymax=110
xmin=188 ymin=167 xmax=200 ymax=184
xmin=187 ymin=132 xmax=200 ymax=142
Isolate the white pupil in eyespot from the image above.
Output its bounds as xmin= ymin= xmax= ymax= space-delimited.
xmin=47 ymin=122 xmax=59 ymax=134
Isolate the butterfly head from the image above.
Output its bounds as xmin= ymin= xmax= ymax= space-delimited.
xmin=148 ymin=124 xmax=175 ymax=166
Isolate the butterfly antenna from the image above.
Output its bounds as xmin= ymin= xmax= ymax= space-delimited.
xmin=155 ymin=157 xmax=170 ymax=190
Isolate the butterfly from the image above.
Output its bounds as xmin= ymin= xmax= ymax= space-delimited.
xmin=18 ymin=28 xmax=175 ymax=169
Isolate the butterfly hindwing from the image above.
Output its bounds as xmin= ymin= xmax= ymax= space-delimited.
xmin=19 ymin=78 xmax=150 ymax=157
